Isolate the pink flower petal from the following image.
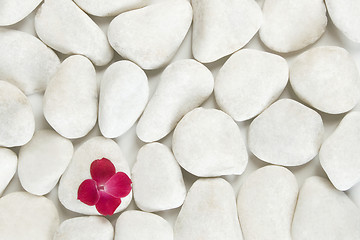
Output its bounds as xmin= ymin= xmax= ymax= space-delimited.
xmin=90 ymin=158 xmax=116 ymax=185
xmin=95 ymin=191 xmax=121 ymax=215
xmin=77 ymin=179 xmax=100 ymax=206
xmin=105 ymin=172 xmax=132 ymax=198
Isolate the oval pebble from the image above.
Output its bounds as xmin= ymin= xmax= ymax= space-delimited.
xmin=99 ymin=61 xmax=148 ymax=139
xmin=292 ymin=177 xmax=360 ymax=240
xmin=115 ymin=210 xmax=173 ymax=240
xmin=35 ymin=0 xmax=113 ymax=66
xmin=248 ymin=99 xmax=324 ymax=166
xmin=259 ymin=0 xmax=327 ymax=53
xmin=0 ymin=148 xmax=17 ymax=196
xmin=136 ymin=59 xmax=214 ymax=142
xmin=18 ymin=129 xmax=73 ymax=196
xmin=0 ymin=0 xmax=42 ymax=26
xmin=0 ymin=192 xmax=59 ymax=240
xmin=215 ymin=49 xmax=288 ymax=121
xmin=58 ymin=136 xmax=132 ymax=215
xmin=320 ymin=112 xmax=360 ymax=191
xmin=290 ymin=46 xmax=360 ymax=114
xmin=192 ymin=0 xmax=262 ymax=63
xmin=0 ymin=29 xmax=60 ymax=95
xmin=108 ymin=0 xmax=192 ymax=70
xmin=237 ymin=165 xmax=298 ymax=240
xmin=0 ymin=81 xmax=35 ymax=147
xmin=53 ymin=216 xmax=113 ymax=240
xmin=172 ymin=107 xmax=248 ymax=177
xmin=43 ymin=55 xmax=98 ymax=139
xmin=132 ymin=143 xmax=186 ymax=212
xmin=174 ymin=178 xmax=243 ymax=240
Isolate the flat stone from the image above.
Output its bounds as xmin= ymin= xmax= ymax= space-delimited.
xmin=260 ymin=0 xmax=327 ymax=53
xmin=58 ymin=136 xmax=132 ymax=215
xmin=35 ymin=0 xmax=113 ymax=66
xmin=0 ymin=81 xmax=35 ymax=147
xmin=0 ymin=192 xmax=59 ymax=240
xmin=18 ymin=129 xmax=73 ymax=196
xmin=108 ymin=0 xmax=192 ymax=70
xmin=136 ymin=59 xmax=213 ymax=142
xmin=290 ymin=46 xmax=360 ymax=114
xmin=248 ymin=99 xmax=324 ymax=166
xmin=215 ymin=49 xmax=288 ymax=121
xmin=292 ymin=176 xmax=360 ymax=240
xmin=43 ymin=55 xmax=98 ymax=139
xmin=237 ymin=165 xmax=298 ymax=240
xmin=0 ymin=0 xmax=42 ymax=26
xmin=192 ymin=0 xmax=262 ymax=63
xmin=174 ymin=178 xmax=243 ymax=240
xmin=172 ymin=107 xmax=248 ymax=177
xmin=99 ymin=60 xmax=148 ymax=139
xmin=0 ymin=29 xmax=60 ymax=95
xmin=0 ymin=148 xmax=17 ymax=196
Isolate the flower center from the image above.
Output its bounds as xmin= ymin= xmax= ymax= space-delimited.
xmin=98 ymin=185 xmax=105 ymax=191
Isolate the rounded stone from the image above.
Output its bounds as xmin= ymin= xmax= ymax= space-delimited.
xmin=0 ymin=0 xmax=42 ymax=26
xmin=0 ymin=148 xmax=17 ymax=196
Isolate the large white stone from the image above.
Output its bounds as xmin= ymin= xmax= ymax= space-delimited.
xmin=0 ymin=0 xmax=42 ymax=26
xmin=0 ymin=192 xmax=59 ymax=240
xmin=248 ymin=99 xmax=324 ymax=166
xmin=35 ymin=0 xmax=113 ymax=66
xmin=0 ymin=148 xmax=17 ymax=196
xmin=53 ymin=216 xmax=114 ymax=240
xmin=0 ymin=81 xmax=35 ymax=147
xmin=108 ymin=0 xmax=192 ymax=70
xmin=192 ymin=0 xmax=262 ymax=63
xmin=290 ymin=46 xmax=360 ymax=114
xmin=237 ymin=165 xmax=298 ymax=240
xmin=132 ymin=143 xmax=186 ymax=212
xmin=43 ymin=55 xmax=98 ymax=139
xmin=115 ymin=210 xmax=173 ymax=240
xmin=172 ymin=108 xmax=248 ymax=177
xmin=260 ymin=0 xmax=327 ymax=53
xmin=58 ymin=136 xmax=132 ymax=215
xmin=18 ymin=129 xmax=73 ymax=196
xmin=174 ymin=178 xmax=243 ymax=240
xmin=215 ymin=49 xmax=288 ymax=121
xmin=136 ymin=59 xmax=213 ymax=142
xmin=99 ymin=61 xmax=148 ymax=139
xmin=0 ymin=29 xmax=60 ymax=95
xmin=320 ymin=112 xmax=360 ymax=191
xmin=292 ymin=176 xmax=360 ymax=240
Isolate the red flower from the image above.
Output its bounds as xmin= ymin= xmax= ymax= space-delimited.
xmin=77 ymin=158 xmax=132 ymax=215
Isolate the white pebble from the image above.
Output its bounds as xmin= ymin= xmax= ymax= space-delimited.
xmin=0 ymin=148 xmax=17 ymax=196
xmin=0 ymin=0 xmax=42 ymax=26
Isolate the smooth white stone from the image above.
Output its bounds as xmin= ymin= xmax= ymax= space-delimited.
xmin=292 ymin=176 xmax=360 ymax=240
xmin=35 ymin=0 xmax=113 ymax=66
xmin=0 ymin=0 xmax=42 ymax=26
xmin=172 ymin=108 xmax=248 ymax=177
xmin=215 ymin=49 xmax=288 ymax=121
xmin=0 ymin=148 xmax=17 ymax=196
xmin=99 ymin=61 xmax=148 ymax=139
xmin=0 ymin=192 xmax=59 ymax=240
xmin=290 ymin=46 xmax=360 ymax=114
xmin=326 ymin=0 xmax=360 ymax=42
xmin=115 ymin=210 xmax=173 ymax=240
xmin=192 ymin=0 xmax=262 ymax=63
xmin=237 ymin=165 xmax=298 ymax=240
xmin=0 ymin=81 xmax=35 ymax=147
xmin=320 ymin=112 xmax=360 ymax=191
xmin=18 ymin=129 xmax=73 ymax=196
xmin=0 ymin=29 xmax=60 ymax=95
xmin=58 ymin=136 xmax=132 ymax=215
xmin=108 ymin=0 xmax=192 ymax=70
xmin=248 ymin=99 xmax=324 ymax=166
xmin=53 ymin=216 xmax=113 ymax=240
xmin=259 ymin=0 xmax=327 ymax=53
xmin=132 ymin=143 xmax=186 ymax=212
xmin=136 ymin=59 xmax=214 ymax=142
xmin=43 ymin=55 xmax=98 ymax=139
xmin=174 ymin=178 xmax=243 ymax=240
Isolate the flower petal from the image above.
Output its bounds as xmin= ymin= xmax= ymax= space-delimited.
xmin=105 ymin=172 xmax=132 ymax=198
xmin=77 ymin=179 xmax=100 ymax=206
xmin=95 ymin=191 xmax=121 ymax=215
xmin=90 ymin=158 xmax=116 ymax=185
